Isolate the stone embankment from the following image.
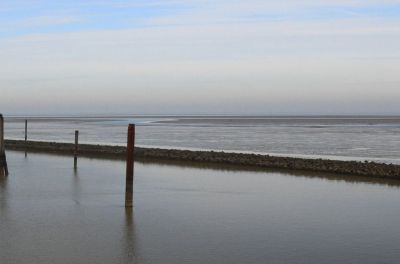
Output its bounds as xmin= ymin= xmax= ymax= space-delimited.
xmin=5 ymin=139 xmax=400 ymax=179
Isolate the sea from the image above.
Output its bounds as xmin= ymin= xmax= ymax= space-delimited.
xmin=3 ymin=151 xmax=400 ymax=263
xmin=4 ymin=115 xmax=400 ymax=164
xmin=3 ymin=117 xmax=400 ymax=263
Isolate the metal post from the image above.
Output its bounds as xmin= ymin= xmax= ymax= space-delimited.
xmin=125 ymin=124 xmax=135 ymax=207
xmin=74 ymin=130 xmax=79 ymax=169
xmin=0 ymin=114 xmax=8 ymax=176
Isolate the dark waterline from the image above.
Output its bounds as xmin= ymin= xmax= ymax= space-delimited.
xmin=1 ymin=151 xmax=400 ymax=263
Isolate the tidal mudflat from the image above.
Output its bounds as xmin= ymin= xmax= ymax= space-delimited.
xmin=2 ymin=151 xmax=400 ymax=264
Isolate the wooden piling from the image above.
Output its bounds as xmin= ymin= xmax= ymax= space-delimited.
xmin=125 ymin=124 xmax=135 ymax=207
xmin=74 ymin=130 xmax=79 ymax=169
xmin=0 ymin=114 xmax=9 ymax=176
xmin=25 ymin=119 xmax=28 ymax=143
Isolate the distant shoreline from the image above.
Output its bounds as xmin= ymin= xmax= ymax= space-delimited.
xmin=4 ymin=139 xmax=400 ymax=179
xmin=4 ymin=114 xmax=400 ymax=121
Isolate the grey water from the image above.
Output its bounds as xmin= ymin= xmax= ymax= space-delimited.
xmin=4 ymin=115 xmax=400 ymax=164
xmin=2 ymin=151 xmax=400 ymax=264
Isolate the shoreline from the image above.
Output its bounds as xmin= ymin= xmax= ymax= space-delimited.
xmin=4 ymin=139 xmax=400 ymax=179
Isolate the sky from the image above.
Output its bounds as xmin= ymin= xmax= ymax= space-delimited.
xmin=1 ymin=0 xmax=400 ymax=115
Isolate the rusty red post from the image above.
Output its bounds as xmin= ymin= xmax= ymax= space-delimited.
xmin=125 ymin=124 xmax=135 ymax=207
xmin=74 ymin=130 xmax=79 ymax=169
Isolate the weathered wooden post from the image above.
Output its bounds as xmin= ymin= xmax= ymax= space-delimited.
xmin=74 ymin=130 xmax=79 ymax=169
xmin=24 ymin=119 xmax=28 ymax=143
xmin=0 ymin=114 xmax=9 ymax=176
xmin=125 ymin=124 xmax=135 ymax=207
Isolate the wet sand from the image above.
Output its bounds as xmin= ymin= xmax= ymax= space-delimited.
xmin=2 ymin=151 xmax=400 ymax=263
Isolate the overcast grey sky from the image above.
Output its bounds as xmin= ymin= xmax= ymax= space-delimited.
xmin=1 ymin=0 xmax=400 ymax=115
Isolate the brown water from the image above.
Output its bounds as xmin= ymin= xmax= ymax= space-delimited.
xmin=1 ymin=151 xmax=400 ymax=263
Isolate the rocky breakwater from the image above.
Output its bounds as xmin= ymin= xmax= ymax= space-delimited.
xmin=5 ymin=139 xmax=400 ymax=179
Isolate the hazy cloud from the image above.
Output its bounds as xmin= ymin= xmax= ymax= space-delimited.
xmin=0 ymin=0 xmax=399 ymax=115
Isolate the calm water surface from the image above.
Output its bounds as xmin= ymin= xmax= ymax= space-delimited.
xmin=4 ymin=115 xmax=400 ymax=164
xmin=1 ymin=151 xmax=400 ymax=263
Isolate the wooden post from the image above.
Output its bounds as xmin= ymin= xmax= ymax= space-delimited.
xmin=25 ymin=119 xmax=28 ymax=143
xmin=125 ymin=124 xmax=135 ymax=207
xmin=74 ymin=130 xmax=79 ymax=169
xmin=0 ymin=114 xmax=9 ymax=176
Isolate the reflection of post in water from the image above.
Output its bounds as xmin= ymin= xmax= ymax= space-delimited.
xmin=0 ymin=166 xmax=6 ymax=179
xmin=74 ymin=163 xmax=78 ymax=175
xmin=71 ymin=166 xmax=81 ymax=205
xmin=125 ymin=124 xmax=135 ymax=207
xmin=0 ymin=170 xmax=8 ymax=214
xmin=74 ymin=130 xmax=79 ymax=169
xmin=124 ymin=207 xmax=136 ymax=263
xmin=0 ymin=114 xmax=9 ymax=176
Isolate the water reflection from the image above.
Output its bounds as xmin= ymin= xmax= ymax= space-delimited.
xmin=123 ymin=208 xmax=137 ymax=263
xmin=136 ymin=159 xmax=400 ymax=188
xmin=0 ymin=171 xmax=8 ymax=220
xmin=71 ymin=167 xmax=81 ymax=206
xmin=12 ymin=149 xmax=400 ymax=189
xmin=3 ymin=150 xmax=400 ymax=264
xmin=0 ymin=170 xmax=7 ymax=188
